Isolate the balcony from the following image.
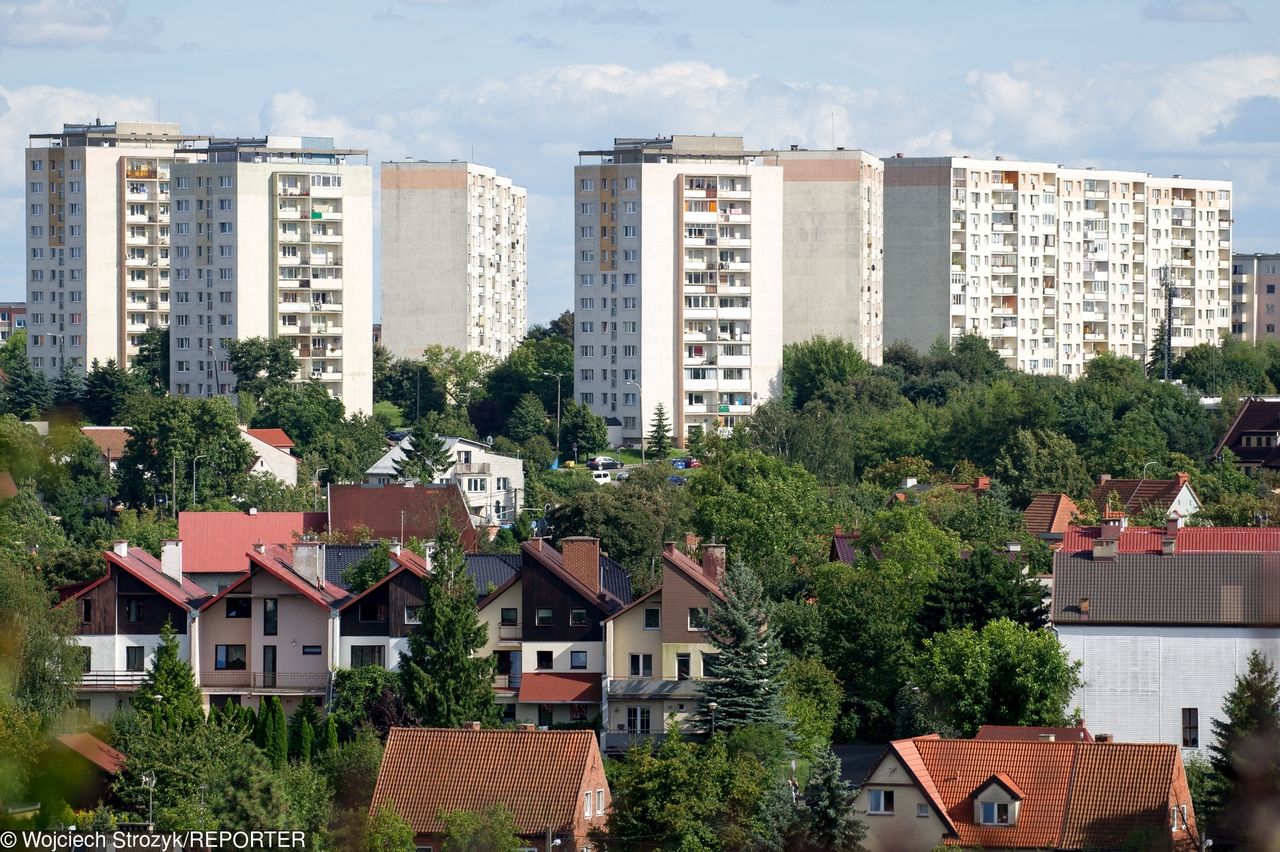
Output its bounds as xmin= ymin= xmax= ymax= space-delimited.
xmin=608 ymin=677 xmax=706 ymax=700
xmin=198 ymin=670 xmax=329 ymax=691
xmin=455 ymin=462 xmax=492 ymax=475
xmin=79 ymin=670 xmax=147 ymax=691
xmin=497 ymin=625 xmax=522 ymax=641
xmin=493 ymin=673 xmax=522 ymax=691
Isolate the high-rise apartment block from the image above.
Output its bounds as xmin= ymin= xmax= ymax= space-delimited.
xmin=1230 ymin=253 xmax=1280 ymax=343
xmin=885 ymin=156 xmax=1232 ymax=376
xmin=573 ymin=136 xmax=784 ymax=447
xmin=167 ymin=136 xmax=373 ymax=413
xmin=380 ymin=161 xmax=527 ymax=360
xmin=24 ymin=121 xmax=205 ymax=375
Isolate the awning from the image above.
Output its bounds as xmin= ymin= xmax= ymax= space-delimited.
xmin=516 ymin=672 xmax=602 ymax=704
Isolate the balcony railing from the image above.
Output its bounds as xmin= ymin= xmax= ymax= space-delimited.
xmin=498 ymin=625 xmax=522 ymax=641
xmin=198 ymin=670 xmax=329 ymax=690
xmin=79 ymin=670 xmax=147 ymax=691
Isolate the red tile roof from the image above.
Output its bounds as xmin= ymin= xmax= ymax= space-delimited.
xmin=1090 ymin=474 xmax=1196 ymax=516
xmin=975 ymin=724 xmax=1094 ymax=743
xmin=370 ymin=727 xmax=604 ymax=836
xmin=80 ymin=426 xmax=129 ymax=462
xmin=829 ymin=530 xmax=861 ymax=564
xmin=198 ymin=544 xmax=345 ymax=611
xmin=103 ymin=546 xmax=208 ymax=607
xmin=1022 ymin=494 xmax=1082 ymax=539
xmin=54 ymin=733 xmax=125 ymax=774
xmin=328 ymin=484 xmax=477 ymax=551
xmin=0 ymin=470 xmax=16 ymax=500
xmin=177 ymin=511 xmax=326 ymax=573
xmin=1061 ymin=525 xmax=1280 ymax=555
xmin=244 ymin=428 xmax=294 ymax=450
xmin=516 ymin=672 xmax=602 ymax=704
xmin=879 ymin=737 xmax=1195 ymax=849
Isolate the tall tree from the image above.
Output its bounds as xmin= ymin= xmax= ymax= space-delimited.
xmin=793 ymin=746 xmax=867 ymax=852
xmin=0 ymin=550 xmax=82 ymax=731
xmin=560 ymin=402 xmax=609 ymax=458
xmin=782 ymin=335 xmax=869 ymax=409
xmin=363 ymin=802 xmax=414 ymax=852
xmin=50 ymin=363 xmax=84 ymax=410
xmin=0 ymin=353 xmax=52 ymax=418
xmin=398 ymin=518 xmax=498 ymax=727
xmin=647 ymin=402 xmax=672 ymax=456
xmin=394 ymin=422 xmax=455 ymax=484
xmin=993 ymin=428 xmax=1093 ymax=507
xmin=227 ymin=337 xmax=299 ymax=405
xmin=505 ymin=392 xmax=549 ymax=443
xmin=698 ymin=561 xmax=785 ymax=733
xmin=441 ymin=804 xmax=522 ymax=852
xmin=130 ymin=620 xmax=203 ymax=732
xmin=341 ymin=540 xmax=393 ymax=594
xmin=288 ymin=696 xmax=320 ymax=761
xmin=263 ymin=695 xmax=288 ymax=770
xmin=133 ymin=326 xmax=170 ymax=393
xmin=919 ymin=547 xmax=1048 ymax=636
xmin=1206 ymin=650 xmax=1280 ymax=846
xmin=81 ymin=359 xmax=140 ymax=425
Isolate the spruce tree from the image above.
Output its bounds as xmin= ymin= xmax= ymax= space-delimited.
xmin=1206 ymin=650 xmax=1280 ymax=844
xmin=506 ymin=393 xmax=549 ymax=443
xmin=50 ymin=364 xmax=84 ymax=410
xmin=394 ymin=422 xmax=455 ymax=484
xmin=698 ymin=560 xmax=785 ymax=732
xmin=131 ymin=620 xmax=203 ymax=732
xmin=398 ymin=517 xmax=499 ymax=727
xmin=794 ymin=747 xmax=867 ymax=851
xmin=647 ymin=403 xmax=672 ymax=456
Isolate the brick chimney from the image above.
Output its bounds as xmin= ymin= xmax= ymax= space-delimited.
xmin=528 ymin=538 xmax=544 ymax=552
xmin=1096 ymin=473 xmax=1111 ymax=485
xmin=559 ymin=536 xmax=601 ymax=594
xmin=160 ymin=539 xmax=183 ymax=584
xmin=974 ymin=476 xmax=991 ymax=492
xmin=112 ymin=540 xmax=129 ymax=557
xmin=1166 ymin=514 xmax=1183 ymax=538
xmin=1100 ymin=509 xmax=1126 ymax=540
xmin=663 ymin=541 xmax=677 ymax=555
xmin=462 ymin=721 xmax=481 ymax=731
xmin=699 ymin=544 xmax=727 ymax=586
xmin=1175 ymin=471 xmax=1190 ymax=488
xmin=683 ymin=532 xmax=701 ymax=552
xmin=293 ymin=540 xmax=326 ymax=589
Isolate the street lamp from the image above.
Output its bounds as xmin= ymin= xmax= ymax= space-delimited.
xmin=541 ymin=372 xmax=564 ymax=459
xmin=626 ymin=379 xmax=644 ymax=462
xmin=312 ymin=468 xmax=328 ymax=511
xmin=141 ymin=771 xmax=156 ymax=826
xmin=707 ymin=700 xmax=718 ymax=735
xmin=191 ymin=454 xmax=207 ymax=506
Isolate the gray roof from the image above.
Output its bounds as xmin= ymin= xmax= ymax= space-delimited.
xmin=468 ymin=554 xmax=522 ymax=596
xmin=325 ymin=544 xmax=382 ymax=588
xmin=601 ymin=556 xmax=633 ymax=606
xmin=1053 ymin=551 xmax=1280 ymax=626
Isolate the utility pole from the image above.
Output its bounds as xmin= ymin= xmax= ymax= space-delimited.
xmin=626 ymin=379 xmax=644 ymax=461
xmin=541 ymin=371 xmax=564 ymax=458
xmin=1159 ymin=263 xmax=1174 ymax=381
xmin=192 ymin=454 xmax=207 ymax=506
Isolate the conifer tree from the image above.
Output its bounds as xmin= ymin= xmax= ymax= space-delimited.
xmin=263 ymin=696 xmax=288 ymax=769
xmin=320 ymin=714 xmax=338 ymax=753
xmin=394 ymin=422 xmax=455 ymax=484
xmin=698 ymin=560 xmax=785 ymax=732
xmin=398 ymin=517 xmax=498 ymax=727
xmin=793 ymin=747 xmax=867 ymax=851
xmin=287 ymin=696 xmax=320 ymax=759
xmin=1206 ymin=650 xmax=1280 ymax=844
xmin=505 ymin=393 xmax=549 ymax=443
xmin=647 ymin=403 xmax=672 ymax=456
xmin=298 ymin=717 xmax=314 ymax=763
xmin=131 ymin=621 xmax=203 ymax=732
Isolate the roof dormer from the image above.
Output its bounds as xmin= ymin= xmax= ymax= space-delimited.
xmin=972 ymin=773 xmax=1024 ymax=827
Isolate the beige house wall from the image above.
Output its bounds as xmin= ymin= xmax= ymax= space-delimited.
xmin=855 ymin=753 xmax=947 ymax=852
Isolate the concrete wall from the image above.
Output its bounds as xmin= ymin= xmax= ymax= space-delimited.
xmin=855 ymin=753 xmax=947 ymax=851
xmin=883 ymin=159 xmax=951 ymax=353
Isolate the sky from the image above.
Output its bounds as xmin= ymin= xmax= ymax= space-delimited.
xmin=2 ymin=0 xmax=1280 ymax=324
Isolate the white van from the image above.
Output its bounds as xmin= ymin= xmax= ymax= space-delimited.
xmin=592 ymin=470 xmax=613 ymax=485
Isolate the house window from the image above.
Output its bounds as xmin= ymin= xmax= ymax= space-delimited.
xmin=358 ymin=601 xmax=386 ymax=623
xmin=126 ymin=646 xmax=145 ymax=672
xmin=570 ymin=609 xmax=587 ymax=627
xmin=701 ymin=653 xmax=720 ymax=678
xmin=868 ymin=789 xmax=894 ymax=814
xmin=916 ymin=803 xmax=929 ymax=818
xmin=538 ymin=704 xmax=553 ymax=727
xmin=405 ymin=606 xmax=421 ymax=625
xmin=536 ymin=608 xmax=553 ymax=627
xmin=643 ymin=608 xmax=660 ymax=630
xmin=78 ymin=647 xmax=91 ymax=673
xmin=302 ymin=646 xmax=322 ymax=656
xmin=571 ymin=651 xmax=588 ymax=669
xmin=81 ymin=599 xmax=92 ymax=624
xmin=1182 ymin=708 xmax=1199 ymax=748
xmin=351 ymin=645 xmax=385 ymax=668
xmin=126 ymin=599 xmax=144 ymax=623
xmin=629 ymin=654 xmax=653 ymax=677
xmin=536 ymin=650 xmax=553 ymax=669
xmin=626 ymin=706 xmax=652 ymax=734
xmin=980 ymin=801 xmax=1010 ymax=825
xmin=596 ymin=789 xmax=605 ymax=817
xmin=263 ymin=598 xmax=277 ymax=636
xmin=226 ymin=598 xmax=250 ymax=618
xmin=584 ymin=791 xmax=592 ymax=819
xmin=676 ymin=653 xmax=691 ymax=680
xmin=688 ymin=607 xmax=708 ymax=631
xmin=500 ymin=607 xmax=518 ymax=626
xmin=215 ymin=644 xmax=246 ymax=670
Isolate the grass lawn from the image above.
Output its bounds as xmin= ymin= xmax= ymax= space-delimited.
xmin=614 ymin=446 xmax=678 ymax=465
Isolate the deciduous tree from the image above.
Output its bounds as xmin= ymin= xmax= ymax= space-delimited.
xmin=227 ymin=337 xmax=299 ymax=405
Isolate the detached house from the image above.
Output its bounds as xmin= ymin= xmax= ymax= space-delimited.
xmin=1214 ymin=396 xmax=1280 ymax=474
xmin=365 ymin=435 xmax=524 ymax=525
xmin=1089 ymin=473 xmax=1200 ymax=520
xmin=601 ymin=542 xmax=727 ymax=752
xmin=856 ymin=735 xmax=1198 ymax=851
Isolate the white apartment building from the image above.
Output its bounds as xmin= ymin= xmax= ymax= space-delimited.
xmin=884 ymin=156 xmax=1232 ymax=377
xmin=364 ymin=435 xmax=524 ymax=525
xmin=573 ymin=136 xmax=784 ymax=447
xmin=24 ymin=121 xmax=207 ymax=375
xmin=167 ymin=136 xmax=373 ymax=414
xmin=1231 ymin=253 xmax=1280 ymax=343
xmin=380 ymin=161 xmax=527 ymax=360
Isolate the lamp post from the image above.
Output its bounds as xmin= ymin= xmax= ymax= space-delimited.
xmin=626 ymin=379 xmax=644 ymax=462
xmin=191 ymin=454 xmax=207 ymax=506
xmin=541 ymin=372 xmax=564 ymax=458
xmin=708 ymin=700 xmax=718 ymax=736
xmin=142 ymin=771 xmax=156 ymax=826
xmin=312 ymin=467 xmax=328 ymax=511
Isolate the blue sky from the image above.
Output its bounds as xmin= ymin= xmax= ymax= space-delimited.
xmin=2 ymin=0 xmax=1279 ymax=323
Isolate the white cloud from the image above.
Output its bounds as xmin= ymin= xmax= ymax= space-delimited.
xmin=1141 ymin=0 xmax=1248 ymax=22
xmin=0 ymin=0 xmax=146 ymax=48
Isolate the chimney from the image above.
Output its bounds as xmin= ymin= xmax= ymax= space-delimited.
xmin=1175 ymin=471 xmax=1190 ymax=488
xmin=248 ymin=507 xmax=258 ymax=516
xmin=663 ymin=541 xmax=677 ymax=555
xmin=1079 ymin=597 xmax=1091 ymax=619
xmin=700 ymin=544 xmax=727 ymax=586
xmin=1096 ymin=473 xmax=1111 ymax=485
xmin=683 ymin=532 xmax=701 ymax=552
xmin=293 ymin=540 xmax=325 ymax=589
xmin=833 ymin=524 xmax=843 ymax=535
xmin=1165 ymin=514 xmax=1183 ymax=538
xmin=161 ymin=539 xmax=183 ymax=584
xmin=528 ymin=538 xmax=543 ymax=552
xmin=1037 ymin=733 xmax=1055 ymax=742
xmin=559 ymin=536 xmax=601 ymax=594
xmin=1100 ymin=510 xmax=1126 ymax=540
xmin=974 ymin=476 xmax=991 ymax=491
xmin=462 ymin=721 xmax=481 ymax=731
xmin=390 ymin=540 xmax=402 ymax=556
xmin=1161 ymin=536 xmax=1176 ymax=557
xmin=1092 ymin=538 xmax=1117 ymax=561
xmin=1095 ymin=733 xmax=1113 ymax=743
xmin=515 ymin=722 xmax=535 ymax=732
xmin=112 ymin=540 xmax=129 ymax=557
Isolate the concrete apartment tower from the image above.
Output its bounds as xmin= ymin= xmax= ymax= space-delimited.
xmin=765 ymin=146 xmax=884 ymax=363
xmin=573 ymin=136 xmax=783 ymax=448
xmin=380 ymin=161 xmax=528 ymax=360
xmin=167 ymin=136 xmax=373 ymax=414
xmin=24 ymin=121 xmax=207 ymax=376
xmin=1231 ymin=253 xmax=1280 ymax=343
xmin=884 ymin=156 xmax=1231 ymax=377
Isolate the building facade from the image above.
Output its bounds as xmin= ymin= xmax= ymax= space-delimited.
xmin=25 ymin=122 xmax=207 ymax=376
xmin=0 ymin=302 xmax=27 ymax=342
xmin=365 ymin=435 xmax=525 ymax=525
xmin=381 ymin=161 xmax=527 ymax=361
xmin=1231 ymin=252 xmax=1280 ymax=342
xmin=167 ymin=136 xmax=373 ymax=413
xmin=884 ymin=156 xmax=1232 ymax=377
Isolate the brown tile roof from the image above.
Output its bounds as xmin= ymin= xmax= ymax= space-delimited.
xmin=54 ymin=733 xmax=125 ymax=774
xmin=517 ymin=672 xmax=601 ymax=703
xmin=975 ymin=725 xmax=1094 ymax=743
xmin=829 ymin=530 xmax=861 ymax=564
xmin=80 ymin=426 xmax=129 ymax=462
xmin=1090 ymin=474 xmax=1196 ymax=516
xmin=177 ymin=511 xmax=326 ymax=573
xmin=244 ymin=428 xmax=294 ymax=449
xmin=328 ymin=484 xmax=478 ymax=551
xmin=1023 ymin=494 xmax=1082 ymax=538
xmin=0 ymin=470 xmax=16 ymax=500
xmin=198 ymin=545 xmax=346 ymax=611
xmin=883 ymin=737 xmax=1195 ymax=849
xmin=370 ymin=727 xmax=603 ymax=836
xmin=101 ymin=546 xmax=209 ymax=607
xmin=1061 ymin=525 xmax=1280 ymax=555
xmin=1214 ymin=397 xmax=1280 ymax=466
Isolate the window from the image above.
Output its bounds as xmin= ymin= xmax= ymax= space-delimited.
xmin=358 ymin=601 xmax=387 ymax=623
xmin=629 ymin=653 xmax=653 ymax=677
xmin=263 ymin=598 xmax=277 ymax=636
xmin=1182 ymin=707 xmax=1199 ymax=748
xmin=570 ymin=608 xmax=587 ymax=627
xmin=536 ymin=650 xmax=553 ymax=669
xmin=676 ymin=653 xmax=691 ymax=680
xmin=215 ymin=644 xmax=246 ymax=670
xmin=500 ymin=607 xmax=518 ymax=626
xmin=622 ymin=225 xmax=637 ymax=238
xmin=81 ymin=599 xmax=92 ymax=624
xmin=126 ymin=599 xmax=144 ymax=623
xmin=643 ymin=607 xmax=660 ymax=629
xmin=351 ymin=645 xmax=385 ymax=668
xmin=405 ymin=605 xmax=421 ymax=625
xmin=225 ymin=598 xmax=250 ymax=618
xmin=539 ymin=704 xmax=553 ymax=727
xmin=868 ymin=789 xmax=894 ymax=814
xmin=78 ymin=646 xmax=92 ymax=673
xmin=916 ymin=803 xmax=929 ymax=818
xmin=688 ymin=607 xmax=708 ymax=631
xmin=585 ymin=791 xmax=593 ymax=819
xmin=570 ymin=651 xmax=588 ymax=669
xmin=701 ymin=652 xmax=720 ymax=678
xmin=126 ymin=646 xmax=145 ymax=672
xmin=979 ymin=801 xmax=1010 ymax=825
xmin=627 ymin=706 xmax=652 ymax=734
xmin=536 ymin=608 xmax=553 ymax=626
xmin=302 ymin=645 xmax=322 ymax=655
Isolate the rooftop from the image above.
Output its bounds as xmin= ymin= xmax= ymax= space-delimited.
xmin=176 ymin=511 xmax=325 ymax=573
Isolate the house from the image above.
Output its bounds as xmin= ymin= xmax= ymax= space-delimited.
xmin=364 ymin=435 xmax=524 ymax=525
xmin=1213 ymin=396 xmax=1280 ymax=474
xmin=327 ymin=483 xmax=479 ymax=551
xmin=369 ymin=724 xmax=609 ymax=852
xmin=974 ymin=724 xmax=1093 ymax=743
xmin=1052 ymin=516 xmax=1280 ymax=756
xmin=1021 ymin=493 xmax=1082 ymax=546
xmin=892 ymin=476 xmax=991 ymax=504
xmin=240 ymin=428 xmax=298 ymax=487
xmin=59 ymin=541 xmax=208 ymax=718
xmin=856 ymin=735 xmax=1198 ymax=851
xmin=177 ymin=510 xmax=326 ymax=595
xmin=829 ymin=526 xmax=861 ymax=565
xmin=601 ymin=542 xmax=727 ymax=752
xmin=80 ymin=426 xmax=129 ymax=475
xmin=1089 ymin=473 xmax=1200 ymax=520
xmin=46 ymin=733 xmax=125 ymax=809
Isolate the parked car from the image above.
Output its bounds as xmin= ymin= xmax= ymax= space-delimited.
xmin=615 ymin=470 xmax=631 ymax=482
xmin=587 ymin=456 xmax=624 ymax=471
xmin=670 ymin=457 xmax=702 ymax=470
xmin=592 ymin=470 xmax=614 ymax=485
xmin=667 ymin=474 xmax=688 ymax=487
